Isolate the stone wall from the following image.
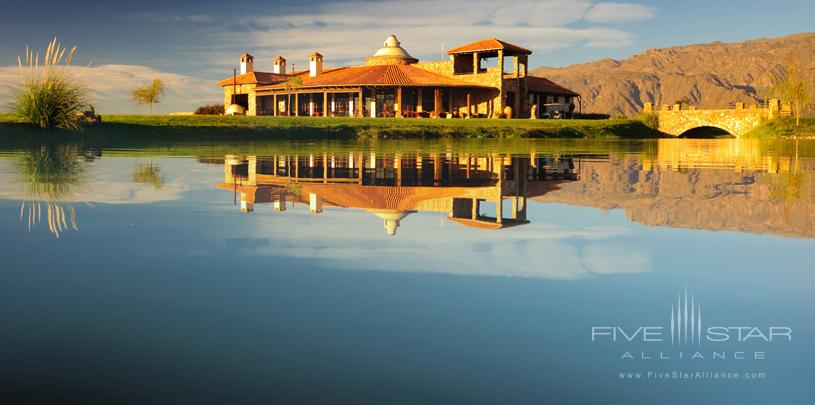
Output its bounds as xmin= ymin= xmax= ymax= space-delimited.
xmin=645 ymin=103 xmax=772 ymax=137
xmin=223 ymin=84 xmax=258 ymax=115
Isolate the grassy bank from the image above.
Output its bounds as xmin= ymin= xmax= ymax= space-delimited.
xmin=0 ymin=113 xmax=663 ymax=139
xmin=743 ymin=118 xmax=815 ymax=139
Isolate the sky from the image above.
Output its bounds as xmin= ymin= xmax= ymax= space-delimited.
xmin=0 ymin=0 xmax=813 ymax=113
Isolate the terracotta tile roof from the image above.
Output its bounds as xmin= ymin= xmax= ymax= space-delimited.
xmin=446 ymin=38 xmax=531 ymax=55
xmin=525 ymin=76 xmax=579 ymax=97
xmin=216 ymin=71 xmax=289 ymax=86
xmin=256 ymin=64 xmax=493 ymax=91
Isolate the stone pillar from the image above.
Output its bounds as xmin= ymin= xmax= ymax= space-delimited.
xmin=323 ymin=92 xmax=328 ymax=117
xmin=309 ymin=193 xmax=323 ymax=214
xmin=769 ymin=99 xmax=780 ymax=119
xmin=295 ymin=93 xmax=299 ymax=116
xmin=497 ymin=50 xmax=504 ymax=74
xmin=357 ymin=89 xmax=363 ymax=116
xmin=466 ymin=92 xmax=471 ymax=118
xmin=473 ymin=52 xmax=479 ymax=74
xmin=273 ymin=94 xmax=278 ymax=116
xmin=396 ymin=87 xmax=403 ymax=117
xmin=417 ymin=88 xmax=423 ymax=113
xmin=370 ymin=88 xmax=377 ymax=117
xmin=514 ymin=56 xmax=519 ymax=78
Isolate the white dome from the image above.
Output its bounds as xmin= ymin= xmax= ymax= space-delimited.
xmin=371 ymin=210 xmax=414 ymax=236
xmin=366 ymin=35 xmax=418 ymax=65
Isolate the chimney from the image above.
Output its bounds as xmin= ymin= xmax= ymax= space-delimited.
xmin=240 ymin=53 xmax=254 ymax=75
xmin=273 ymin=56 xmax=287 ymax=74
xmin=309 ymin=52 xmax=323 ymax=77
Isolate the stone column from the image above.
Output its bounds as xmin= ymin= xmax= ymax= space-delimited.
xmin=357 ymin=89 xmax=363 ymax=116
xmin=417 ymin=88 xmax=423 ymax=113
xmin=473 ymin=52 xmax=479 ymax=74
xmin=323 ymin=91 xmax=328 ymax=117
xmin=396 ymin=87 xmax=403 ymax=117
xmin=466 ymin=92 xmax=472 ymax=118
xmin=370 ymin=88 xmax=377 ymax=117
xmin=294 ymin=93 xmax=299 ymax=116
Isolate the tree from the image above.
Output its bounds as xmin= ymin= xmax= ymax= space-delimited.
xmin=131 ymin=79 xmax=165 ymax=114
xmin=284 ymin=76 xmax=302 ymax=116
xmin=769 ymin=56 xmax=813 ymax=127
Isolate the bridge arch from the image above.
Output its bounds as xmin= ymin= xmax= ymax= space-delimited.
xmin=677 ymin=125 xmax=738 ymax=139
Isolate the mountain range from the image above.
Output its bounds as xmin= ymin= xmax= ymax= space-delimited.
xmin=531 ymin=33 xmax=815 ymax=116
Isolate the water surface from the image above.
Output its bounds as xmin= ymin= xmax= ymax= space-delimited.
xmin=0 ymin=137 xmax=813 ymax=404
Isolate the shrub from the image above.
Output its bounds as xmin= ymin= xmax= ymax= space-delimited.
xmin=637 ymin=112 xmax=660 ymax=130
xmin=195 ymin=104 xmax=225 ymax=115
xmin=10 ymin=38 xmax=88 ymax=130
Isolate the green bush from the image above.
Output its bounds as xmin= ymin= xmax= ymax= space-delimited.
xmin=195 ymin=104 xmax=225 ymax=115
xmin=637 ymin=112 xmax=660 ymax=131
xmin=10 ymin=38 xmax=87 ymax=130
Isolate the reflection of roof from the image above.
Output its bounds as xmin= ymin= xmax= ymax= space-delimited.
xmin=256 ymin=64 xmax=493 ymax=90
xmin=216 ymin=71 xmax=289 ymax=86
xmin=446 ymin=38 xmax=531 ymax=55
xmin=525 ymin=76 xmax=579 ymax=97
xmin=446 ymin=217 xmax=529 ymax=230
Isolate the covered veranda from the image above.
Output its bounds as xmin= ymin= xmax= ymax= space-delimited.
xmin=254 ymin=63 xmax=495 ymax=118
xmin=256 ymin=85 xmax=495 ymax=118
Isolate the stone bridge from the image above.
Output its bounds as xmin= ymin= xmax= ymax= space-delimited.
xmin=643 ymin=100 xmax=786 ymax=138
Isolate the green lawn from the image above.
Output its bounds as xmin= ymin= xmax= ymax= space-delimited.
xmin=743 ymin=118 xmax=815 ymax=139
xmin=0 ymin=113 xmax=662 ymax=139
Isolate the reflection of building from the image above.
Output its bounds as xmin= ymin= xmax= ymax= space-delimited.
xmin=218 ymin=35 xmax=579 ymax=118
xmin=218 ymin=153 xmax=578 ymax=236
xmin=537 ymin=151 xmax=815 ymax=238
xmin=644 ymin=139 xmax=798 ymax=173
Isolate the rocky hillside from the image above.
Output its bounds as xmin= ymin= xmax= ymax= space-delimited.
xmin=531 ymin=33 xmax=815 ymax=116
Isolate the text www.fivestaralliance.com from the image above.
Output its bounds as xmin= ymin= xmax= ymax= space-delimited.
xmin=618 ymin=371 xmax=766 ymax=380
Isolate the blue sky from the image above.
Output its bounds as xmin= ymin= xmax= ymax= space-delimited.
xmin=1 ymin=0 xmax=813 ymax=113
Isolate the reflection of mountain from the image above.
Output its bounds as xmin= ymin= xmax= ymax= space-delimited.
xmin=535 ymin=155 xmax=814 ymax=238
xmin=217 ymin=153 xmax=577 ymax=236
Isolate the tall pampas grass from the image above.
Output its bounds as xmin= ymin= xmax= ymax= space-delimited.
xmin=11 ymin=37 xmax=88 ymax=129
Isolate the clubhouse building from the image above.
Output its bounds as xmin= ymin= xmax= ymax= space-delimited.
xmin=217 ymin=35 xmax=579 ymax=119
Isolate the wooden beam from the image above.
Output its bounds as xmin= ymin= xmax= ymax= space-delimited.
xmin=434 ymin=88 xmax=440 ymax=117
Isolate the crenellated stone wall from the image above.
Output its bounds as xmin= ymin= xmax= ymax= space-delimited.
xmin=645 ymin=101 xmax=780 ymax=137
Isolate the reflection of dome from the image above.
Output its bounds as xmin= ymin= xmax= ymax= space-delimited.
xmin=225 ymin=104 xmax=246 ymax=115
xmin=365 ymin=35 xmax=419 ymax=66
xmin=371 ymin=210 xmax=414 ymax=236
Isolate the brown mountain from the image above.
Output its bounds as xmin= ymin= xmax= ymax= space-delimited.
xmin=531 ymin=33 xmax=815 ymax=116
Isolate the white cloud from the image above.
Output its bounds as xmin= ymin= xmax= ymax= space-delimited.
xmin=584 ymin=2 xmax=655 ymax=24
xmin=213 ymin=0 xmax=654 ymax=68
xmin=0 ymin=64 xmax=218 ymax=113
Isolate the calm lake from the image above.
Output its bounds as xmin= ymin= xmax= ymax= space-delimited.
xmin=0 ymin=137 xmax=813 ymax=404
